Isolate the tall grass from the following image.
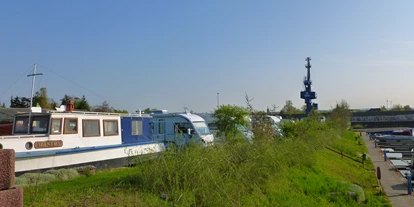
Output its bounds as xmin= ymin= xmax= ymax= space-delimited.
xmin=23 ymin=114 xmax=390 ymax=206
xmin=119 ymin=117 xmax=361 ymax=206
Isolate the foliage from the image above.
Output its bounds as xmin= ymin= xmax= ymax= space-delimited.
xmin=61 ymin=94 xmax=91 ymax=111
xmin=245 ymin=93 xmax=276 ymax=140
xmin=212 ymin=104 xmax=249 ymax=139
xmin=92 ymin=101 xmax=113 ymax=112
xmin=91 ymin=101 xmax=128 ymax=113
xmin=328 ymin=100 xmax=351 ymax=132
xmin=114 ymin=109 xmax=129 ymax=113
xmin=23 ymin=116 xmax=390 ymax=207
xmin=380 ymin=106 xmax=387 ymax=112
xmin=0 ymin=102 xmax=5 ymax=108
xmin=143 ymin=108 xmax=151 ymax=114
xmin=16 ymin=169 xmax=80 ymax=187
xmin=392 ymin=104 xmax=403 ymax=111
xmin=279 ymin=100 xmax=303 ymax=117
xmin=10 ymin=96 xmax=30 ymax=108
xmin=33 ymin=87 xmax=50 ymax=109
xmin=388 ymin=104 xmax=413 ymax=111
xmin=403 ymin=105 xmax=412 ymax=111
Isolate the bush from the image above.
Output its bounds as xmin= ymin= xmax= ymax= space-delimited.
xmin=119 ymin=115 xmax=344 ymax=206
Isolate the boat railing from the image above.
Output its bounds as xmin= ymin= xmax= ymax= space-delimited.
xmin=49 ymin=110 xmax=124 ymax=116
xmin=0 ymin=134 xmax=47 ymax=139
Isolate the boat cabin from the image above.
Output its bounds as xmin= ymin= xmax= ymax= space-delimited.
xmin=0 ymin=106 xmax=123 ymax=153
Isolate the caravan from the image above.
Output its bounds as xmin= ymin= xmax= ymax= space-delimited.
xmin=150 ymin=109 xmax=214 ymax=148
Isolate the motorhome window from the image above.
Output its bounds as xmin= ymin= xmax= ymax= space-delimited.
xmin=193 ymin=122 xmax=210 ymax=135
xmin=83 ymin=120 xmax=100 ymax=137
xmin=31 ymin=116 xmax=49 ymax=134
xmin=158 ymin=119 xmax=165 ymax=134
xmin=175 ymin=123 xmax=192 ymax=134
xmin=132 ymin=120 xmax=143 ymax=135
xmin=14 ymin=116 xmax=29 ymax=134
xmin=64 ymin=118 xmax=78 ymax=134
xmin=50 ymin=118 xmax=62 ymax=134
xmin=103 ymin=120 xmax=118 ymax=136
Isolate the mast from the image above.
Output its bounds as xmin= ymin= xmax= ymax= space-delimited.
xmin=27 ymin=64 xmax=43 ymax=134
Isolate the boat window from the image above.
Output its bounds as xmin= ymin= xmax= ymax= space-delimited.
xmin=83 ymin=119 xmax=100 ymax=137
xmin=103 ymin=120 xmax=118 ymax=136
xmin=31 ymin=116 xmax=49 ymax=134
xmin=14 ymin=116 xmax=29 ymax=134
xmin=158 ymin=119 xmax=165 ymax=134
xmin=50 ymin=118 xmax=62 ymax=134
xmin=132 ymin=120 xmax=143 ymax=135
xmin=64 ymin=118 xmax=78 ymax=134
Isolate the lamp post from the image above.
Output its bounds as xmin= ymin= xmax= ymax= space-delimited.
xmin=217 ymin=93 xmax=219 ymax=108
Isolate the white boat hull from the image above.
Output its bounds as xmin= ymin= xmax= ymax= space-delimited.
xmin=15 ymin=143 xmax=165 ymax=173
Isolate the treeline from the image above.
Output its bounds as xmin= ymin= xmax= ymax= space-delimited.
xmin=379 ymin=104 xmax=412 ymax=112
xmin=3 ymin=87 xmax=128 ymax=113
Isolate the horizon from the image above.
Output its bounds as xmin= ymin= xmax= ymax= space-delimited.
xmin=1 ymin=1 xmax=414 ymax=113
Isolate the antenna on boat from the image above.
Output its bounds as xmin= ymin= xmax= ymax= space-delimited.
xmin=26 ymin=63 xmax=43 ymax=134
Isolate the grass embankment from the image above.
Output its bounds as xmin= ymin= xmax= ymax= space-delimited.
xmin=23 ymin=123 xmax=390 ymax=206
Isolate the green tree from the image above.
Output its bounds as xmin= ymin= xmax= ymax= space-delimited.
xmin=92 ymin=101 xmax=113 ymax=112
xmin=33 ymin=87 xmax=48 ymax=108
xmin=32 ymin=87 xmax=57 ymax=109
xmin=10 ymin=96 xmax=30 ymax=108
xmin=61 ymin=94 xmax=72 ymax=106
xmin=212 ymin=104 xmax=249 ymax=139
xmin=391 ymin=104 xmax=404 ymax=111
xmin=0 ymin=102 xmax=5 ymax=108
xmin=114 ymin=109 xmax=129 ymax=114
xmin=280 ymin=100 xmax=302 ymax=117
xmin=328 ymin=100 xmax=350 ymax=131
xmin=403 ymin=105 xmax=412 ymax=111
xmin=61 ymin=94 xmax=91 ymax=111
xmin=75 ymin=95 xmax=91 ymax=111
xmin=380 ymin=106 xmax=387 ymax=112
xmin=301 ymin=105 xmax=307 ymax=113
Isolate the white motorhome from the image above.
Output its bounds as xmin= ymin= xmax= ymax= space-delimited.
xmin=150 ymin=109 xmax=214 ymax=148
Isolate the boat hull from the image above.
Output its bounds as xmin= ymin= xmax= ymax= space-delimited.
xmin=15 ymin=142 xmax=165 ymax=174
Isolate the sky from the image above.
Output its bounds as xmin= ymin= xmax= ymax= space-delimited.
xmin=1 ymin=1 xmax=414 ymax=113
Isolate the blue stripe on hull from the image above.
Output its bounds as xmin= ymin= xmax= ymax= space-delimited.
xmin=15 ymin=141 xmax=163 ymax=159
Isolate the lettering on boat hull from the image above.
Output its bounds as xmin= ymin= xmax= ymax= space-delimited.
xmin=34 ymin=140 xmax=63 ymax=149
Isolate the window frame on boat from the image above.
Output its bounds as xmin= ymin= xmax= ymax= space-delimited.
xmin=131 ymin=120 xmax=143 ymax=136
xmin=63 ymin=118 xmax=78 ymax=134
xmin=13 ymin=115 xmax=50 ymax=134
xmin=82 ymin=119 xmax=101 ymax=137
xmin=103 ymin=119 xmax=119 ymax=136
xmin=50 ymin=118 xmax=62 ymax=134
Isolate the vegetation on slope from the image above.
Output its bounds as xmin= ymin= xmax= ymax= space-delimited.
xmin=23 ymin=109 xmax=390 ymax=207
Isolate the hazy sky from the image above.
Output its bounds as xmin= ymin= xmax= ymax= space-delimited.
xmin=1 ymin=1 xmax=413 ymax=113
